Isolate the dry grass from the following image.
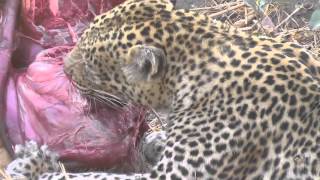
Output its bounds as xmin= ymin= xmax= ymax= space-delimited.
xmin=189 ymin=0 xmax=320 ymax=56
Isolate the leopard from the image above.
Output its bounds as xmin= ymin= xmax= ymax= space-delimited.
xmin=4 ymin=0 xmax=320 ymax=179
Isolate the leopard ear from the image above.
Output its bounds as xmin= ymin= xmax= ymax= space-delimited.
xmin=122 ymin=45 xmax=166 ymax=83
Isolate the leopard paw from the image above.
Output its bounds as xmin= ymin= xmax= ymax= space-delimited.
xmin=5 ymin=141 xmax=60 ymax=179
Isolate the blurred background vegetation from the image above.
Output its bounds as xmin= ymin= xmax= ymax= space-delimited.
xmin=175 ymin=0 xmax=320 ymax=57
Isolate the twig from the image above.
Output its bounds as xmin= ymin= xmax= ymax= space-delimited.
xmin=239 ymin=20 xmax=259 ymax=31
xmin=59 ymin=162 xmax=70 ymax=180
xmin=282 ymin=10 xmax=299 ymax=28
xmin=209 ymin=3 xmax=245 ymax=18
xmin=276 ymin=26 xmax=309 ymax=34
xmin=211 ymin=0 xmax=219 ymax=6
xmin=190 ymin=1 xmax=241 ymax=11
xmin=150 ymin=108 xmax=165 ymax=128
xmin=274 ymin=5 xmax=303 ymax=31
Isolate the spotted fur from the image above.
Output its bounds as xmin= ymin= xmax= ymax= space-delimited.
xmin=5 ymin=0 xmax=320 ymax=179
